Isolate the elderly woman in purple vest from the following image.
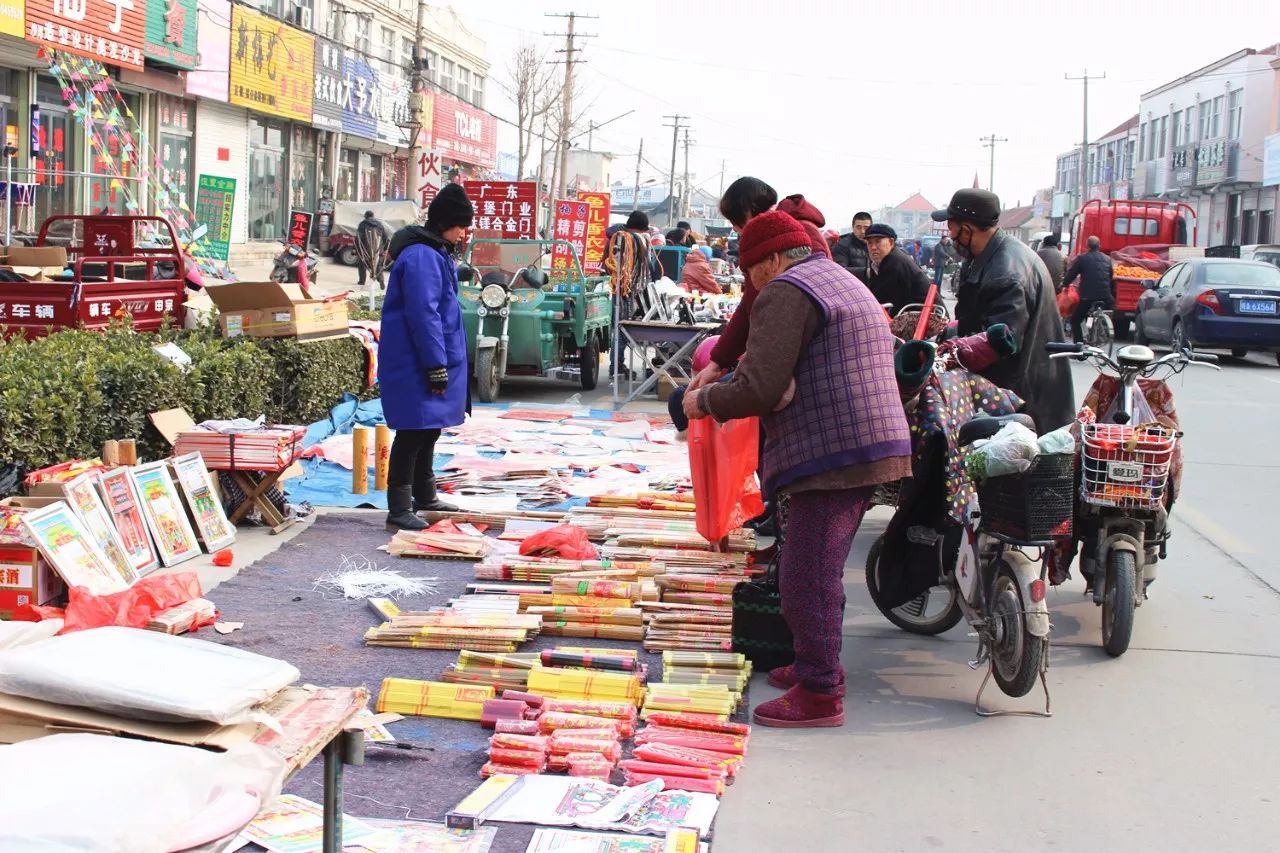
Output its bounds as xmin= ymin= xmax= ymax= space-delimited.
xmin=683 ymin=211 xmax=913 ymax=728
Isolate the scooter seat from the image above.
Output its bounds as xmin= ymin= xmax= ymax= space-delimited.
xmin=957 ymin=413 xmax=1035 ymax=447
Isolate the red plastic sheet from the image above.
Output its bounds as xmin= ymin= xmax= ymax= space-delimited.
xmin=12 ymin=572 xmax=205 ymax=633
xmin=687 ymin=417 xmax=765 ymax=544
xmin=1057 ymin=285 xmax=1080 ymax=320
xmin=519 ymin=523 xmax=599 ymax=560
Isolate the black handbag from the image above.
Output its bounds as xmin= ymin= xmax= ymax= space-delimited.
xmin=731 ymin=495 xmax=794 ymax=671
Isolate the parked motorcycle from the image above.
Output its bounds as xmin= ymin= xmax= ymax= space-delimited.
xmin=270 ymin=243 xmax=320 ymax=296
xmin=463 ymin=261 xmax=549 ymax=402
xmin=1046 ymin=341 xmax=1218 ymax=656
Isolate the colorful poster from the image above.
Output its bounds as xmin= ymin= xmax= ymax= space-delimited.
xmin=60 ymin=472 xmax=137 ymax=587
xmin=185 ymin=0 xmax=228 ymax=101
xmin=129 ymin=461 xmax=200 ymax=568
xmin=194 ymin=174 xmax=235 ymax=261
xmin=171 ymin=452 xmax=235 ymax=552
xmin=96 ymin=468 xmax=159 ymax=576
xmin=25 ymin=0 xmax=145 ymax=69
xmin=19 ymin=502 xmax=126 ymax=597
xmin=144 ymin=0 xmax=197 ymax=68
xmin=228 ymin=4 xmax=314 ymax=122
xmin=551 ymin=198 xmax=590 ymax=278
xmin=578 ymin=191 xmax=611 ymax=274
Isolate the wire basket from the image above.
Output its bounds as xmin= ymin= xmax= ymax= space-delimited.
xmin=1080 ymin=423 xmax=1177 ymax=509
xmin=976 ymin=453 xmax=1075 ymax=541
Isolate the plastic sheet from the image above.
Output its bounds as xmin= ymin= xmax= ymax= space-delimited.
xmin=60 ymin=571 xmax=205 ymax=633
xmin=519 ymin=524 xmax=599 ymax=560
xmin=687 ymin=416 xmax=765 ymax=542
xmin=965 ymin=422 xmax=1041 ymax=480
xmin=0 ymin=733 xmax=285 ymax=853
xmin=0 ymin=626 xmax=299 ymax=725
xmin=1057 ymin=285 xmax=1080 ymax=319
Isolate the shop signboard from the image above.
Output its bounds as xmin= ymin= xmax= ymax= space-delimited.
xmin=1194 ymin=138 xmax=1234 ymax=186
xmin=312 ymin=38 xmax=343 ymax=132
xmin=550 ymin=198 xmax=589 ymax=278
xmin=471 ymin=181 xmax=537 ymax=240
xmin=286 ymin=209 xmax=313 ymax=250
xmin=144 ymin=0 xmax=196 ymax=68
xmin=578 ymin=190 xmax=611 ymax=273
xmin=340 ymin=54 xmax=378 ymax=139
xmin=375 ymin=59 xmax=411 ymax=148
xmin=185 ymin=0 xmax=228 ymax=102
xmin=413 ymin=146 xmax=442 ymax=209
xmin=25 ymin=0 xmax=146 ymax=69
xmin=430 ymin=90 xmax=497 ymax=170
xmin=1169 ymin=143 xmax=1197 ymax=189
xmin=194 ymin=174 xmax=236 ymax=261
xmin=0 ymin=0 xmax=23 ymax=39
xmin=1264 ymin=133 xmax=1280 ymax=188
xmin=228 ymin=4 xmax=313 ymax=123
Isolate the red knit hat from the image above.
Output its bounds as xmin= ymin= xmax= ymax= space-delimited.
xmin=738 ymin=210 xmax=811 ymax=269
xmin=776 ymin=193 xmax=826 ymax=228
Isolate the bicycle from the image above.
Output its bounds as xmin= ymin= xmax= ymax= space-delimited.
xmin=1081 ymin=301 xmax=1115 ymax=355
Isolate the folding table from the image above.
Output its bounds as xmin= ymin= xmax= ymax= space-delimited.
xmin=612 ymin=320 xmax=718 ymax=408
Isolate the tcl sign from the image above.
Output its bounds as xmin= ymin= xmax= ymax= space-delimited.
xmin=430 ymin=90 xmax=496 ymax=169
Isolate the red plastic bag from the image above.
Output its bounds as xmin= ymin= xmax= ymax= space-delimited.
xmin=1057 ymin=285 xmax=1079 ymax=319
xmin=59 ymin=572 xmax=205 ymax=633
xmin=520 ymin=523 xmax=599 ymax=560
xmin=688 ymin=416 xmax=766 ymax=543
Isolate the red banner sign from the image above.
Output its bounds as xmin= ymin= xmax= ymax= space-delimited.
xmin=578 ymin=191 xmax=611 ymax=274
xmin=551 ymin=198 xmax=590 ymax=276
xmin=471 ymin=181 xmax=537 ymax=241
xmin=26 ymin=0 xmax=147 ymax=69
xmin=429 ymin=90 xmax=497 ymax=170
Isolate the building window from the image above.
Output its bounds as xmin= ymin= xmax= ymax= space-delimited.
xmin=291 ymin=125 xmax=317 ymax=215
xmin=402 ymin=37 xmax=415 ymax=71
xmin=425 ymin=50 xmax=438 ymax=84
xmin=157 ymin=96 xmax=195 ymax=214
xmin=440 ymin=58 xmax=454 ymax=95
xmin=1242 ymin=209 xmax=1256 ymax=245
xmin=472 ymin=75 xmax=485 ymax=108
xmin=1228 ymin=89 xmax=1243 ymax=139
xmin=1171 ymin=110 xmax=1182 ymax=146
xmin=1259 ymin=210 xmax=1274 ymax=244
xmin=248 ymin=117 xmax=288 ymax=240
xmin=1199 ymin=100 xmax=1211 ymax=141
xmin=1156 ymin=116 xmax=1167 ymax=159
xmin=355 ymin=15 xmax=370 ymax=54
xmin=457 ymin=67 xmax=470 ymax=103
xmin=1138 ymin=123 xmax=1146 ymax=161
xmin=1211 ymin=95 xmax=1224 ymax=138
xmin=381 ymin=27 xmax=395 ymax=62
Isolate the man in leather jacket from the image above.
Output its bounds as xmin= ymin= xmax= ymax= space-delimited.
xmin=832 ymin=211 xmax=872 ymax=282
xmin=932 ymin=189 xmax=1075 ymax=432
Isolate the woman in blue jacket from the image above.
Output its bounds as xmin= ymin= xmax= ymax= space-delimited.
xmin=379 ymin=183 xmax=473 ymax=530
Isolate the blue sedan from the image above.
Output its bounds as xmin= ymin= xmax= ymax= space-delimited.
xmin=1134 ymin=258 xmax=1280 ymax=364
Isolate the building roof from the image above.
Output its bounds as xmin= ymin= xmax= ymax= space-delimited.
xmin=998 ymin=205 xmax=1035 ymax=230
xmin=1097 ymin=115 xmax=1138 ymax=142
xmin=893 ymin=192 xmax=936 ymax=213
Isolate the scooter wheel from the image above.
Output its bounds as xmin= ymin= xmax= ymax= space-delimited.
xmin=1102 ymin=550 xmax=1136 ymax=657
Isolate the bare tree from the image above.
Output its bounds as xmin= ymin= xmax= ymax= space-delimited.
xmin=500 ymin=39 xmax=560 ymax=178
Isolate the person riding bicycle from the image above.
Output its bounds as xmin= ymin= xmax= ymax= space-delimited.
xmin=1063 ymin=236 xmax=1114 ymax=343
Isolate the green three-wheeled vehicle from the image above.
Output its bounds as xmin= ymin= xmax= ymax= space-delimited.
xmin=458 ymin=238 xmax=614 ymax=403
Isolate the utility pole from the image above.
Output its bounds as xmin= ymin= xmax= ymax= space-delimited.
xmin=546 ymin=12 xmax=597 ymax=199
xmin=586 ymin=121 xmax=594 ymax=151
xmin=979 ymin=134 xmax=1008 ymax=193
xmin=632 ymin=138 xmax=643 ymax=212
xmin=681 ymin=128 xmax=692 ymax=219
xmin=1066 ymin=69 xmax=1106 ymax=216
xmin=663 ymin=115 xmax=685 ymax=227
xmin=718 ymin=158 xmax=726 ymax=199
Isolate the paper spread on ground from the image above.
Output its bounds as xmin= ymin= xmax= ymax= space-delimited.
xmin=486 ymin=776 xmax=719 ymax=838
xmin=524 ymin=827 xmax=709 ymax=852
xmin=238 ymin=794 xmax=496 ymax=852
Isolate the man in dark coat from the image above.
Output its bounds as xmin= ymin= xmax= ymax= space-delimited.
xmin=356 ymin=210 xmax=390 ymax=289
xmin=863 ymin=223 xmax=931 ymax=314
xmin=932 ymin=235 xmax=956 ymax=287
xmin=1037 ymin=233 xmax=1067 ymax=293
xmin=933 ymin=188 xmax=1075 ymax=432
xmin=832 ymin=211 xmax=872 ymax=282
xmin=379 ymin=184 xmax=474 ymax=530
xmin=1063 ymin=235 xmax=1115 ymax=342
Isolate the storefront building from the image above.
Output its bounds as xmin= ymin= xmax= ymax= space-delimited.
xmin=428 ymin=89 xmax=497 ymax=185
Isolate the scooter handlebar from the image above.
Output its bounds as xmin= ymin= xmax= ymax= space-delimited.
xmin=1045 ymin=341 xmax=1085 ymax=354
xmin=1186 ymin=350 xmax=1218 ymax=363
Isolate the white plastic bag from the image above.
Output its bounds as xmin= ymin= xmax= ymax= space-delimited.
xmin=0 ymin=618 xmax=62 ymax=652
xmin=970 ymin=422 xmax=1041 ymax=478
xmin=0 ymin=733 xmax=285 ymax=853
xmin=0 ymin=626 xmax=299 ymax=725
xmin=1037 ymin=425 xmax=1076 ymax=456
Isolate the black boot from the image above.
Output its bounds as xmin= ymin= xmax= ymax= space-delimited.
xmin=414 ymin=475 xmax=460 ymax=513
xmin=386 ymin=485 xmax=427 ymax=531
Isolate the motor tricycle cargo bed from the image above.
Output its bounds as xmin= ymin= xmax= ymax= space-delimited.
xmin=0 ymin=275 xmax=185 ymax=339
xmin=458 ymin=283 xmax=611 ymax=368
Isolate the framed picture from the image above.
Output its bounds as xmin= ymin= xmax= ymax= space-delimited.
xmin=19 ymin=501 xmax=129 ymax=596
xmin=96 ymin=468 xmax=160 ymax=576
xmin=129 ymin=461 xmax=201 ymax=567
xmin=58 ymin=472 xmax=139 ymax=588
xmin=170 ymin=452 xmax=236 ymax=552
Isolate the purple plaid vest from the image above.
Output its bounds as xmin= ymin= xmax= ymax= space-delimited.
xmin=763 ymin=255 xmax=912 ymax=496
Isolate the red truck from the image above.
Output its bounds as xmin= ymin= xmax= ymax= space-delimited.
xmin=0 ymin=215 xmax=186 ymax=339
xmin=1069 ymin=199 xmax=1197 ymax=339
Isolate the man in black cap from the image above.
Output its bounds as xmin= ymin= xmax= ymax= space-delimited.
xmin=863 ymin=223 xmax=931 ymax=314
xmin=932 ymin=188 xmax=1074 ymax=431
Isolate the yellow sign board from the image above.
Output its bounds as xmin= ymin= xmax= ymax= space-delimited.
xmin=0 ymin=0 xmax=22 ymax=39
xmin=228 ymin=5 xmax=314 ymax=122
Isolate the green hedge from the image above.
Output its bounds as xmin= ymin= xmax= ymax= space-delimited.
xmin=0 ymin=320 xmax=377 ymax=489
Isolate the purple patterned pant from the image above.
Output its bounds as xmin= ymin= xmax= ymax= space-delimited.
xmin=779 ymin=486 xmax=874 ymax=694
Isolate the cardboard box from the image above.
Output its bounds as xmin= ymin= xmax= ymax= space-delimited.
xmin=5 ymin=246 xmax=68 ymax=269
xmin=0 ymin=497 xmax=69 ymax=616
xmin=657 ymin=374 xmax=689 ymax=402
xmin=206 ymin=281 xmax=348 ymax=341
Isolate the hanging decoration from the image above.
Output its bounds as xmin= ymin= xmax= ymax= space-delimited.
xmin=39 ymin=46 xmax=234 ymax=280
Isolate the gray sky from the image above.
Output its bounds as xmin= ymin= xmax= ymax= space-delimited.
xmin=459 ymin=0 xmax=1276 ymax=226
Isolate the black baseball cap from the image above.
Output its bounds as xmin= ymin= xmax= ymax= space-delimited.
xmin=864 ymin=223 xmax=898 ymax=240
xmin=931 ymin=188 xmax=1001 ymax=226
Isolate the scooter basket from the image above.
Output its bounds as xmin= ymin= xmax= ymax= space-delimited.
xmin=1080 ymin=423 xmax=1177 ymax=509
xmin=976 ymin=453 xmax=1075 ymax=541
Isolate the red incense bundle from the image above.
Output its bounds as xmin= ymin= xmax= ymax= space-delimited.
xmin=501 ymin=690 xmax=545 ymax=708
xmin=633 ymin=728 xmax=747 ymax=756
xmin=549 ymin=737 xmax=621 ymax=762
xmin=567 ymin=752 xmax=612 ymax=780
xmin=537 ymin=712 xmax=621 ymax=736
xmin=541 ymin=698 xmax=638 ymax=735
xmin=622 ymin=771 xmax=725 ymax=796
xmin=490 ymin=733 xmax=549 ymax=752
xmin=646 ymin=712 xmax=752 ymax=736
xmin=480 ymin=762 xmax=541 ymax=777
xmin=488 ymin=747 xmax=547 ymax=769
xmin=481 ymin=699 xmax=527 ymax=729
xmin=494 ymin=719 xmax=540 ymax=735
xmin=619 ymin=759 xmax=726 ymax=782
xmin=633 ymin=743 xmax=743 ymax=777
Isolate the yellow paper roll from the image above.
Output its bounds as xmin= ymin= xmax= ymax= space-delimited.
xmin=374 ymin=424 xmax=391 ymax=490
xmin=352 ymin=426 xmax=370 ymax=495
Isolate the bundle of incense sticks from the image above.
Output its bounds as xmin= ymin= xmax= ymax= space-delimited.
xmin=620 ymin=761 xmax=726 ymax=796
xmin=548 ymin=730 xmax=622 ymax=772
xmin=483 ymin=732 xmax=548 ymax=777
xmin=655 ymin=574 xmax=747 ymax=594
xmin=475 ymin=558 xmax=651 ymax=583
xmin=439 ymin=650 xmax=539 ymax=691
xmin=376 ymin=679 xmax=495 ymax=721
xmin=540 ymin=650 xmax=638 ymax=672
xmin=612 ymin=532 xmax=754 ymax=552
xmin=541 ymin=622 xmax=646 ymax=642
xmin=549 ymin=577 xmax=642 ymax=600
xmin=601 ymin=547 xmax=751 ymax=572
xmin=541 ymin=698 xmax=638 ymax=736
xmin=549 ymin=594 xmax=634 ymax=609
xmin=640 ymin=601 xmax=735 ymax=652
xmin=388 ymin=529 xmax=493 ymax=560
xmin=527 ymin=666 xmax=645 ymax=706
xmin=365 ymin=609 xmax=541 ymax=651
xmin=641 ymin=684 xmax=737 ymax=718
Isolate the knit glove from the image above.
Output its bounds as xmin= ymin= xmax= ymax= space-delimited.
xmin=428 ymin=367 xmax=448 ymax=394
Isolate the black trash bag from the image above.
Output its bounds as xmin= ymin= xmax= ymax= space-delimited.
xmin=0 ymin=462 xmax=27 ymax=498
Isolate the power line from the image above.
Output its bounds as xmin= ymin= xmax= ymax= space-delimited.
xmin=1066 ymin=69 xmax=1106 ymax=214
xmin=979 ymin=134 xmax=1009 ymax=193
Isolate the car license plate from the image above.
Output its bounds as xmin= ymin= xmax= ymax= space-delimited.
xmin=1107 ymin=461 xmax=1143 ymax=483
xmin=1240 ymin=298 xmax=1276 ymax=315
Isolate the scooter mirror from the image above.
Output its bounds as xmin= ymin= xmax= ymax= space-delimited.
xmin=521 ymin=266 xmax=549 ymax=288
xmin=457 ymin=264 xmax=476 ymax=283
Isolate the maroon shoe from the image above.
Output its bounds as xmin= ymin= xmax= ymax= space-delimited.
xmin=753 ymin=684 xmax=845 ymax=728
xmin=766 ymin=664 xmax=846 ymax=697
